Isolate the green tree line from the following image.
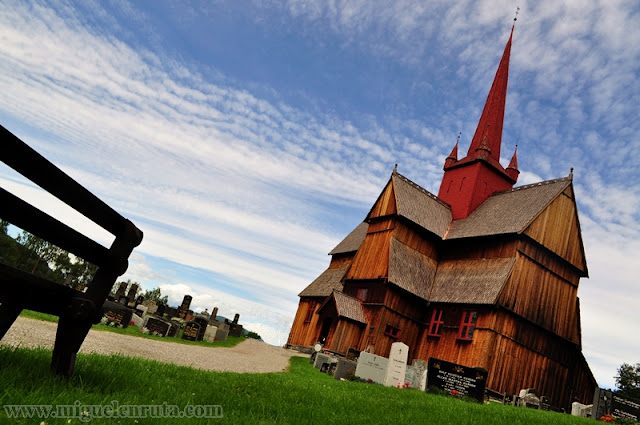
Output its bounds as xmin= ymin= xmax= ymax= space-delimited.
xmin=0 ymin=219 xmax=97 ymax=290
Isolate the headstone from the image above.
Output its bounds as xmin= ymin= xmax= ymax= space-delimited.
xmin=144 ymin=317 xmax=171 ymax=336
xmin=334 ymin=358 xmax=358 ymax=380
xmin=135 ymin=305 xmax=148 ymax=318
xmin=194 ymin=316 xmax=209 ymax=341
xmin=145 ymin=301 xmax=158 ymax=315
xmin=406 ymin=359 xmax=428 ymax=390
xmin=314 ymin=353 xmax=332 ymax=370
xmin=229 ymin=323 xmax=243 ymax=337
xmin=156 ymin=303 xmax=166 ymax=317
xmin=426 ymin=358 xmax=488 ymax=403
xmin=355 ymin=352 xmax=388 ymax=385
xmin=177 ymin=295 xmax=192 ymax=319
xmin=130 ymin=313 xmax=144 ymax=329
xmin=181 ymin=321 xmax=201 ymax=341
xmin=126 ymin=284 xmax=139 ymax=306
xmin=214 ymin=326 xmax=229 ymax=342
xmin=504 ymin=393 xmax=515 ymax=406
xmin=384 ymin=342 xmax=408 ymax=388
xmin=114 ymin=281 xmax=128 ymax=301
xmin=346 ymin=348 xmax=360 ymax=361
xmin=593 ymin=388 xmax=640 ymax=421
xmin=233 ymin=313 xmax=240 ymax=323
xmin=167 ymin=320 xmax=181 ymax=337
xmin=134 ymin=295 xmax=145 ymax=307
xmin=209 ymin=307 xmax=219 ymax=324
xmin=203 ymin=325 xmax=218 ymax=343
xmin=518 ymin=389 xmax=540 ymax=408
xmin=102 ymin=300 xmax=133 ymax=328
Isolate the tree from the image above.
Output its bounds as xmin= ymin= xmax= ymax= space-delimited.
xmin=246 ymin=331 xmax=262 ymax=340
xmin=615 ymin=363 xmax=640 ymax=399
xmin=143 ymin=286 xmax=168 ymax=305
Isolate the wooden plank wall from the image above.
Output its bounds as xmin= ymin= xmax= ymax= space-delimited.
xmin=394 ymin=220 xmax=440 ymax=260
xmin=524 ymin=186 xmax=587 ymax=273
xmin=346 ymin=228 xmax=393 ymax=280
xmin=328 ymin=319 xmax=365 ymax=355
xmin=368 ymin=181 xmax=397 ymax=219
xmin=287 ymin=298 xmax=322 ymax=346
xmin=498 ymin=252 xmax=580 ymax=343
xmin=440 ymin=237 xmax=518 ymax=261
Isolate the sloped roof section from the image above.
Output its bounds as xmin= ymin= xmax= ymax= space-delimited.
xmin=388 ymin=238 xmax=437 ymax=301
xmin=393 ymin=173 xmax=452 ymax=238
xmin=447 ymin=177 xmax=571 ymax=239
xmin=298 ymin=267 xmax=348 ymax=297
xmin=329 ymin=222 xmax=369 ymax=255
xmin=430 ymin=257 xmax=516 ymax=304
xmin=332 ymin=290 xmax=368 ymax=324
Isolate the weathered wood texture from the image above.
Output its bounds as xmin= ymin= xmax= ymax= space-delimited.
xmin=368 ymin=180 xmax=397 ymax=219
xmin=287 ymin=298 xmax=322 ymax=346
xmin=327 ymin=319 xmax=364 ymax=355
xmin=345 ymin=228 xmax=392 ymax=280
xmin=498 ymin=251 xmax=580 ymax=342
xmin=523 ymin=186 xmax=587 ymax=274
xmin=415 ymin=306 xmax=595 ymax=409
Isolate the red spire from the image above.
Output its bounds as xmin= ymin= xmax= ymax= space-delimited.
xmin=506 ymin=145 xmax=520 ymax=180
xmin=467 ymin=26 xmax=513 ymax=161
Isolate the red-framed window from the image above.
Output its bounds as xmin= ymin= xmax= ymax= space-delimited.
xmin=457 ymin=310 xmax=478 ymax=340
xmin=304 ymin=300 xmax=318 ymax=324
xmin=356 ymin=288 xmax=368 ymax=301
xmin=427 ymin=309 xmax=444 ymax=336
xmin=384 ymin=324 xmax=401 ymax=339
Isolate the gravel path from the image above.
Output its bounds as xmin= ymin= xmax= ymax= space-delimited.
xmin=2 ymin=317 xmax=305 ymax=373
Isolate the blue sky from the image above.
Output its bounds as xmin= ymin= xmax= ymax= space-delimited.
xmin=1 ymin=0 xmax=638 ymax=390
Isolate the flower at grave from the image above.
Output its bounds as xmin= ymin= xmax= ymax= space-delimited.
xmin=130 ymin=320 xmax=135 ymax=325
xmin=451 ymin=390 xmax=460 ymax=397
xmin=600 ymin=414 xmax=615 ymax=423
xmin=100 ymin=317 xmax=108 ymax=325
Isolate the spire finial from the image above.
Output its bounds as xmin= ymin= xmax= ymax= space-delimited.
xmin=393 ymin=163 xmax=398 ymax=174
xmin=514 ymin=6 xmax=520 ymax=22
xmin=456 ymin=131 xmax=461 ymax=143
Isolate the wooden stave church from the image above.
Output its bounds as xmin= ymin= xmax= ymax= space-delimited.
xmin=286 ymin=26 xmax=596 ymax=409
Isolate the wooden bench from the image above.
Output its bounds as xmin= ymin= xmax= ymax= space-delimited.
xmin=0 ymin=125 xmax=143 ymax=377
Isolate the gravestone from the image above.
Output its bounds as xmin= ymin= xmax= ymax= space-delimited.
xmin=114 ymin=281 xmax=128 ymax=302
xmin=194 ymin=316 xmax=209 ymax=341
xmin=134 ymin=295 xmax=145 ymax=308
xmin=126 ymin=284 xmax=139 ymax=306
xmin=181 ymin=321 xmax=201 ymax=341
xmin=504 ymin=393 xmax=515 ymax=406
xmin=203 ymin=325 xmax=218 ymax=343
xmin=102 ymin=300 xmax=133 ymax=328
xmin=130 ymin=313 xmax=144 ymax=329
xmin=166 ymin=320 xmax=181 ymax=338
xmin=593 ymin=388 xmax=640 ymax=421
xmin=355 ymin=352 xmax=389 ymax=385
xmin=519 ymin=388 xmax=540 ymax=408
xmin=314 ymin=353 xmax=332 ymax=370
xmin=156 ymin=303 xmax=166 ymax=317
xmin=334 ymin=358 xmax=358 ymax=380
xmin=346 ymin=348 xmax=360 ymax=361
xmin=144 ymin=317 xmax=170 ymax=336
xmin=405 ymin=359 xmax=428 ymax=390
xmin=135 ymin=305 xmax=148 ymax=318
xmin=426 ymin=358 xmax=488 ymax=403
xmin=177 ymin=295 xmax=192 ymax=319
xmin=228 ymin=314 xmax=243 ymax=337
xmin=209 ymin=307 xmax=219 ymax=324
xmin=215 ymin=327 xmax=229 ymax=342
xmin=384 ymin=342 xmax=408 ymax=388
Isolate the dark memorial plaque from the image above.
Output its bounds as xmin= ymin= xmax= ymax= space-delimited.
xmin=427 ymin=358 xmax=488 ymax=403
xmin=194 ymin=316 xmax=208 ymax=341
xmin=145 ymin=317 xmax=170 ymax=337
xmin=612 ymin=393 xmax=640 ymax=421
xmin=102 ymin=300 xmax=132 ymax=328
xmin=181 ymin=322 xmax=201 ymax=341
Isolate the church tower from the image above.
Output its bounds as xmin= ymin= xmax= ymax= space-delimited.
xmin=437 ymin=27 xmax=520 ymax=220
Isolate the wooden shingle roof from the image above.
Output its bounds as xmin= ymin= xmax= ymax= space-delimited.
xmin=331 ymin=290 xmax=368 ymax=324
xmin=429 ymin=257 xmax=516 ymax=304
xmin=392 ymin=173 xmax=452 ymax=238
xmin=329 ymin=222 xmax=369 ymax=255
xmin=388 ymin=238 xmax=437 ymax=301
xmin=298 ymin=267 xmax=347 ymax=297
xmin=447 ymin=177 xmax=572 ymax=239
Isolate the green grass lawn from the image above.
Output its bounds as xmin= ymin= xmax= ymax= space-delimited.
xmin=0 ymin=345 xmax=596 ymax=425
xmin=18 ymin=309 xmax=244 ymax=348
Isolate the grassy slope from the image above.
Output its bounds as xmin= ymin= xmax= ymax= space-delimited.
xmin=0 ymin=347 xmax=595 ymax=425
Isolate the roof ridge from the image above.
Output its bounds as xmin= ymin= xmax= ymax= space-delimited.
xmin=394 ymin=172 xmax=451 ymax=209
xmin=498 ymin=175 xmax=571 ymax=194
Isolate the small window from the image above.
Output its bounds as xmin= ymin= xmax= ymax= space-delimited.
xmin=458 ymin=310 xmax=477 ymax=340
xmin=427 ymin=309 xmax=444 ymax=336
xmin=304 ymin=301 xmax=317 ymax=324
xmin=384 ymin=324 xmax=401 ymax=339
xmin=356 ymin=288 xmax=368 ymax=301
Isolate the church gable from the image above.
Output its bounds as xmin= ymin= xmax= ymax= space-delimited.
xmin=367 ymin=178 xmax=397 ymax=220
xmin=523 ymin=183 xmax=588 ymax=275
xmin=344 ymin=226 xmax=392 ymax=280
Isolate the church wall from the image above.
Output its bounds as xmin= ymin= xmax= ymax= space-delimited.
xmin=393 ymin=219 xmax=440 ymax=260
xmin=524 ymin=187 xmax=587 ymax=274
xmin=287 ymin=297 xmax=323 ymax=347
xmin=498 ymin=251 xmax=580 ymax=343
xmin=440 ymin=236 xmax=518 ymax=260
xmin=345 ymin=228 xmax=392 ymax=280
xmin=327 ymin=319 xmax=364 ymax=355
xmin=368 ymin=180 xmax=397 ymax=218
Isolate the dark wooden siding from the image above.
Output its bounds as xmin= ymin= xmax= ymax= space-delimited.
xmin=287 ymin=297 xmax=323 ymax=347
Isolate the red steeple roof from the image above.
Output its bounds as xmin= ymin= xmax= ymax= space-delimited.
xmin=467 ymin=26 xmax=513 ymax=162
xmin=437 ymin=26 xmax=518 ymax=220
